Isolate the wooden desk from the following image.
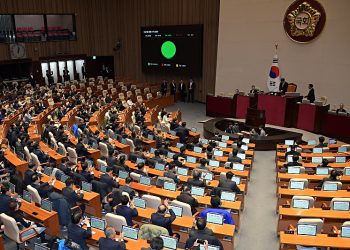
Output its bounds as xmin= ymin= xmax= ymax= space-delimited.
xmin=19 ymin=199 xmax=60 ymax=236
xmin=4 ymin=148 xmax=28 ymax=177
xmin=39 ymin=141 xmax=65 ymax=164
xmin=279 ymin=231 xmax=350 ymax=249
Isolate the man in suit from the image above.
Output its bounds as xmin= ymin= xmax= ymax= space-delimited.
xmin=134 ymin=162 xmax=148 ymax=177
xmin=81 ymin=63 xmax=86 ymax=79
xmin=62 ymin=178 xmax=84 ymax=209
xmin=188 ymin=170 xmax=206 ymax=187
xmin=100 ymin=166 xmax=120 ymax=193
xmin=170 ymin=80 xmax=176 ymax=97
xmin=178 ymin=80 xmax=186 ymax=102
xmin=174 ymin=122 xmax=189 ymax=144
xmin=306 ymin=84 xmax=315 ymax=103
xmin=119 ymin=177 xmax=136 ymax=200
xmin=187 ymin=79 xmax=195 ymax=102
xmin=336 ymin=103 xmax=347 ymax=114
xmin=189 ymin=217 xmax=215 ymax=239
xmin=76 ymin=138 xmax=90 ymax=157
xmin=285 ymin=145 xmax=301 ymax=159
xmin=219 ymin=172 xmax=241 ymax=194
xmin=115 ymin=195 xmax=138 ymax=226
xmin=225 ymin=124 xmax=235 ymax=134
xmin=0 ymin=184 xmax=16 ymax=214
xmin=249 ymin=85 xmax=258 ymax=94
xmin=99 ymin=227 xmax=126 ymax=250
xmin=227 ymin=149 xmax=242 ymax=163
xmin=68 ymin=211 xmax=92 ymax=250
xmin=235 ymin=142 xmax=245 ymax=154
xmin=31 ymin=174 xmax=55 ymax=199
xmin=141 ymin=237 xmax=164 ymax=250
xmin=79 ymin=161 xmax=94 ymax=183
xmin=279 ymin=78 xmax=288 ymax=94
xmin=24 ymin=163 xmax=37 ymax=186
xmin=198 ymin=158 xmax=209 ymax=171
xmin=316 ymin=136 xmax=327 ymax=148
xmin=164 ymin=162 xmax=180 ymax=184
xmin=63 ymin=67 xmax=70 ymax=82
xmin=161 ymin=80 xmax=168 ymax=96
xmin=151 ymin=199 xmax=176 ymax=235
xmin=176 ymin=185 xmax=199 ymax=214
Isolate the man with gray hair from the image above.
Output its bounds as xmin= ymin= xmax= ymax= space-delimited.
xmin=98 ymin=226 xmax=126 ymax=250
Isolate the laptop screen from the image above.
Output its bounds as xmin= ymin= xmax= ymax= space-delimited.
xmin=147 ymin=134 xmax=154 ymax=140
xmin=316 ymin=167 xmax=329 ymax=175
xmin=286 ymin=147 xmax=291 ymax=152
xmin=237 ymin=153 xmax=246 ymax=160
xmin=193 ymin=146 xmax=202 ymax=153
xmin=232 ymin=163 xmax=244 ymax=171
xmin=312 ymin=157 xmax=323 ymax=164
xmin=41 ymin=199 xmax=53 ymax=212
xmin=288 ymin=167 xmax=301 ymax=174
xmin=176 ymin=143 xmax=184 ymax=148
xmin=207 ymin=212 xmax=224 ymax=225
xmin=287 ymin=155 xmax=294 ymax=163
xmin=170 ymin=130 xmax=177 ymax=136
xmin=329 ymin=138 xmax=337 ymax=144
xmin=140 ymin=176 xmax=151 ymax=186
xmin=155 ymin=163 xmax=165 ymax=171
xmin=121 ymin=138 xmax=127 ymax=144
xmin=218 ymin=142 xmax=227 ymax=148
xmin=23 ymin=190 xmax=32 ymax=203
xmin=312 ymin=147 xmax=323 ymax=154
xmin=82 ymin=181 xmax=92 ymax=192
xmin=44 ymin=167 xmax=52 ymax=176
xmin=8 ymin=182 xmax=16 ymax=194
xmin=200 ymin=245 xmax=220 ymax=250
xmin=209 ymin=160 xmax=220 ymax=167
xmin=307 ymin=140 xmax=317 ymax=145
xmin=177 ymin=167 xmax=188 ymax=176
xmin=133 ymin=197 xmax=146 ymax=209
xmin=191 ymin=127 xmax=197 ymax=133
xmin=122 ymin=225 xmax=139 ymax=240
xmin=136 ymin=158 xmax=145 ymax=164
xmin=213 ymin=150 xmax=223 ymax=157
xmin=100 ymin=165 xmax=107 ymax=173
xmin=90 ymin=217 xmax=106 ymax=231
xmin=290 ymin=181 xmax=305 ymax=190
xmin=118 ymin=171 xmax=129 ymax=179
xmin=333 ymin=201 xmax=350 ymax=211
xmin=167 ymin=152 xmax=175 ymax=159
xmin=344 ymin=168 xmax=350 ymax=176
xmin=336 ymin=157 xmax=346 ymax=163
xmin=201 ymin=172 xmax=213 ymax=181
xmin=241 ymin=145 xmax=248 ymax=151
xmin=201 ymin=139 xmax=209 ymax=144
xmin=60 ymin=174 xmax=69 ymax=183
xmin=338 ymin=146 xmax=347 ymax=153
xmin=242 ymin=138 xmax=250 ymax=144
xmin=323 ymin=182 xmax=338 ymax=191
xmin=186 ymin=156 xmax=197 ymax=163
xmin=169 ymin=205 xmax=183 ymax=217
xmin=160 ymin=235 xmax=177 ymax=250
xmin=150 ymin=148 xmax=156 ymax=154
xmin=221 ymin=191 xmax=236 ymax=202
xmin=191 ymin=186 xmax=205 ymax=197
xmin=221 ymin=135 xmax=229 ymax=141
xmin=293 ymin=199 xmax=309 ymax=209
xmin=231 ymin=176 xmax=241 ymax=185
xmin=341 ymin=226 xmax=350 ymax=238
xmin=163 ymin=182 xmax=176 ymax=191
xmin=297 ymin=224 xmax=317 ymax=236
xmin=285 ymin=140 xmax=294 ymax=146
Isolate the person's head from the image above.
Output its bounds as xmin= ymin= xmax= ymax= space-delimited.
xmin=137 ymin=162 xmax=145 ymax=170
xmin=321 ymin=158 xmax=329 ymax=166
xmin=226 ymin=171 xmax=234 ymax=180
xmin=206 ymin=153 xmax=213 ymax=160
xmin=0 ymin=185 xmax=9 ymax=195
xmin=125 ymin=177 xmax=132 ymax=185
xmin=119 ymin=155 xmax=126 ymax=164
xmin=28 ymin=162 xmax=36 ymax=170
xmin=157 ymin=204 xmax=167 ymax=214
xmin=183 ymin=185 xmax=191 ymax=193
xmin=196 ymin=217 xmax=207 ymax=230
xmin=319 ymin=136 xmax=325 ymax=144
xmin=65 ymin=178 xmax=74 ymax=188
xmin=236 ymin=141 xmax=242 ymax=148
xmin=71 ymin=211 xmax=83 ymax=225
xmin=31 ymin=174 xmax=40 ymax=184
xmin=104 ymin=227 xmax=116 ymax=239
xmin=340 ymin=103 xmax=344 ymax=109
xmin=206 ymin=145 xmax=213 ymax=152
xmin=154 ymin=149 xmax=160 ymax=157
xmin=106 ymin=166 xmax=113 ymax=175
xmin=180 ymin=146 xmax=186 ymax=153
xmin=308 ymin=84 xmax=313 ymax=89
xmin=192 ymin=170 xmax=201 ymax=180
xmin=330 ymin=169 xmax=340 ymax=179
xmin=182 ymin=122 xmax=186 ymax=128
xmin=200 ymin=158 xmax=207 ymax=166
xmin=173 ymin=154 xmax=179 ymax=161
xmin=210 ymin=196 xmax=221 ymax=208
xmin=238 ymin=135 xmax=244 ymax=141
xmin=168 ymin=162 xmax=176 ymax=171
xmin=120 ymin=195 xmax=130 ymax=206
xmin=281 ymin=78 xmax=285 ymax=83
xmin=251 ymin=85 xmax=255 ymax=90
xmin=149 ymin=237 xmax=164 ymax=250
xmin=8 ymin=200 xmax=20 ymax=212
xmin=82 ymin=161 xmax=89 ymax=171
xmin=232 ymin=149 xmax=238 ymax=156
xmin=292 ymin=155 xmax=299 ymax=163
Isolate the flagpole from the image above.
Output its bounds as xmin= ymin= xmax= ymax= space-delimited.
xmin=275 ymin=43 xmax=278 ymax=54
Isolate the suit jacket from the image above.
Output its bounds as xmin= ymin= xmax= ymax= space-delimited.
xmin=170 ymin=83 xmax=176 ymax=94
xmin=24 ymin=169 xmax=35 ymax=186
xmin=174 ymin=126 xmax=189 ymax=144
xmin=178 ymin=83 xmax=186 ymax=93
xmin=151 ymin=209 xmax=176 ymax=235
xmin=0 ymin=194 xmax=15 ymax=214
xmin=76 ymin=143 xmax=89 ymax=156
xmin=164 ymin=171 xmax=180 ymax=184
xmin=227 ymin=155 xmax=242 ymax=163
xmin=188 ymin=81 xmax=196 ymax=92
xmin=115 ymin=205 xmax=138 ymax=226
xmin=98 ymin=237 xmax=126 ymax=250
xmin=306 ymin=88 xmax=315 ymax=103
xmin=189 ymin=227 xmax=214 ymax=239
xmin=188 ymin=178 xmax=205 ymax=187
xmin=80 ymin=170 xmax=94 ymax=183
xmin=100 ymin=174 xmax=119 ymax=193
xmin=67 ymin=223 xmax=92 ymax=250
xmin=176 ymin=192 xmax=199 ymax=214
xmin=32 ymin=182 xmax=53 ymax=199
xmin=62 ymin=186 xmax=84 ymax=208
xmin=218 ymin=179 xmax=241 ymax=194
xmin=279 ymin=81 xmax=288 ymax=94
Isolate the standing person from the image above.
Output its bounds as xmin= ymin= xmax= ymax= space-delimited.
xmin=63 ymin=67 xmax=70 ymax=82
xmin=46 ymin=70 xmax=54 ymax=86
xmin=305 ymin=84 xmax=315 ymax=103
xmin=188 ymin=79 xmax=196 ymax=102
xmin=279 ymin=78 xmax=288 ymax=94
xmin=161 ymin=80 xmax=168 ymax=96
xmin=170 ymin=80 xmax=177 ymax=98
xmin=179 ymin=80 xmax=186 ymax=102
xmin=81 ymin=63 xmax=86 ymax=79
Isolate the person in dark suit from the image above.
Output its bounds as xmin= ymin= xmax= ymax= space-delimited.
xmin=68 ymin=211 xmax=92 ymax=250
xmin=62 ymin=178 xmax=84 ymax=209
xmin=198 ymin=158 xmax=209 ymax=171
xmin=176 ymin=185 xmax=199 ymax=214
xmin=219 ymin=172 xmax=241 ymax=194
xmin=115 ymin=195 xmax=138 ymax=226
xmin=282 ymin=154 xmax=302 ymax=172
xmin=178 ymin=80 xmax=186 ymax=102
xmin=227 ymin=149 xmax=242 ymax=163
xmin=31 ymin=174 xmax=54 ymax=199
xmin=79 ymin=161 xmax=94 ymax=183
xmin=225 ymin=124 xmax=235 ymax=134
xmin=161 ymin=80 xmax=168 ymax=96
xmin=0 ymin=184 xmax=16 ymax=214
xmin=100 ymin=166 xmax=120 ymax=193
xmin=170 ymin=80 xmax=176 ymax=97
xmin=279 ymin=78 xmax=288 ymax=94
xmin=306 ymin=84 xmax=315 ymax=103
xmin=119 ymin=177 xmax=136 ymax=200
xmin=174 ymin=122 xmax=189 ymax=144
xmin=63 ymin=67 xmax=70 ymax=82
xmin=189 ymin=217 xmax=215 ymax=240
xmin=133 ymin=162 xmax=148 ymax=177
xmin=141 ymin=237 xmax=164 ymax=250
xmin=164 ymin=162 xmax=180 ymax=184
xmin=188 ymin=170 xmax=205 ymax=187
xmin=24 ymin=163 xmax=36 ymax=186
xmin=187 ymin=79 xmax=196 ymax=102
xmin=249 ymin=85 xmax=259 ymax=94
xmin=46 ymin=70 xmax=54 ymax=86
xmin=151 ymin=199 xmax=176 ymax=235
xmin=316 ymin=136 xmax=327 ymax=148
xmin=99 ymin=227 xmax=126 ymax=250
xmin=76 ymin=138 xmax=90 ymax=157
xmin=336 ymin=103 xmax=347 ymax=114
xmin=285 ymin=145 xmax=301 ymax=159
xmin=81 ymin=63 xmax=86 ymax=79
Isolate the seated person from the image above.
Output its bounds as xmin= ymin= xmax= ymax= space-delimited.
xmin=100 ymin=166 xmax=120 ymax=193
xmin=179 ymin=146 xmax=187 ymax=158
xmin=225 ymin=124 xmax=235 ymax=134
xmin=152 ymin=149 xmax=166 ymax=164
xmin=317 ymin=169 xmax=342 ymax=187
xmin=235 ymin=141 xmax=245 ymax=154
xmin=134 ymin=162 xmax=148 ymax=177
xmin=119 ymin=177 xmax=136 ymax=200
xmin=198 ymin=196 xmax=234 ymax=225
xmin=151 ymin=199 xmax=176 ymax=235
xmin=249 ymin=85 xmax=258 ymax=94
xmin=99 ymin=227 xmax=126 ymax=250
xmin=24 ymin=163 xmax=37 ymax=186
xmin=0 ymin=184 xmax=16 ymax=214
xmin=174 ymin=122 xmax=189 ymax=144
xmin=176 ymin=185 xmax=199 ymax=214
xmin=316 ymin=136 xmax=327 ymax=148
xmin=188 ymin=170 xmax=206 ymax=187
xmin=258 ymin=126 xmax=267 ymax=136
xmin=172 ymin=154 xmax=184 ymax=167
xmin=75 ymin=138 xmax=90 ymax=157
xmin=68 ymin=211 xmax=92 ymax=250
xmin=79 ymin=161 xmax=94 ymax=183
xmin=115 ymin=195 xmax=138 ymax=226
xmin=189 ymin=217 xmax=214 ymax=239
xmin=31 ymin=174 xmax=55 ymax=199
xmin=219 ymin=172 xmax=241 ymax=194
xmin=317 ymin=158 xmax=329 ymax=168
xmin=285 ymin=145 xmax=301 ymax=159
xmin=62 ymin=178 xmax=84 ymax=210
xmin=164 ymin=162 xmax=180 ymax=184
xmin=227 ymin=150 xmax=242 ymax=163
xmin=282 ymin=155 xmax=302 ymax=172
xmin=336 ymin=103 xmax=347 ymax=114
xmin=198 ymin=158 xmax=209 ymax=171
xmin=141 ymin=236 xmax=164 ymax=250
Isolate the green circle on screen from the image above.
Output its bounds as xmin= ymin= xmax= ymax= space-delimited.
xmin=161 ymin=41 xmax=176 ymax=59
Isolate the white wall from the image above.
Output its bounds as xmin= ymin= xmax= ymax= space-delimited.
xmin=216 ymin=0 xmax=350 ymax=109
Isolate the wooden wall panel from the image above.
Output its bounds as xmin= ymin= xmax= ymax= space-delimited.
xmin=0 ymin=0 xmax=220 ymax=102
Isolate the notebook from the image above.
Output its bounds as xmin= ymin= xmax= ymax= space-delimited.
xmin=160 ymin=235 xmax=177 ymax=250
xmin=140 ymin=176 xmax=151 ymax=186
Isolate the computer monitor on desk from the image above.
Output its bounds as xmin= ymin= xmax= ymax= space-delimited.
xmin=122 ymin=225 xmax=139 ymax=240
xmin=293 ymin=199 xmax=310 ymax=209
xmin=160 ymin=235 xmax=177 ymax=250
xmin=206 ymin=212 xmax=224 ymax=225
xmin=333 ymin=201 xmax=350 ymax=211
xmin=297 ymin=224 xmax=317 ymax=236
xmin=290 ymin=181 xmax=305 ymax=190
xmin=341 ymin=226 xmax=350 ymax=238
xmin=90 ymin=217 xmax=106 ymax=231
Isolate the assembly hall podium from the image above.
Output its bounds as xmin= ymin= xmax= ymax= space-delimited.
xmin=296 ymin=103 xmax=330 ymax=133
xmin=206 ymin=94 xmax=236 ymax=117
xmin=235 ymin=95 xmax=258 ymax=119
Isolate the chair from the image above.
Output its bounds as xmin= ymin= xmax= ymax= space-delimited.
xmin=142 ymin=195 xmax=161 ymax=210
xmin=331 ymin=198 xmax=350 ymax=210
xmin=49 ymin=135 xmax=58 ymax=150
xmin=30 ymin=153 xmax=42 ymax=168
xmin=111 ymin=88 xmax=117 ymax=94
xmin=287 ymin=83 xmax=297 ymax=92
xmin=144 ymin=87 xmax=150 ymax=94
xmin=107 ymin=83 xmax=113 ymax=89
xmin=97 ymin=76 xmax=103 ymax=81
xmin=99 ymin=142 xmax=109 ymax=158
xmin=118 ymin=93 xmax=125 ymax=101
xmin=58 ymin=142 xmax=67 ymax=156
xmin=87 ymin=87 xmax=93 ymax=94
xmin=322 ymin=181 xmax=342 ymax=190
xmin=102 ymin=90 xmax=108 ymax=97
xmin=292 ymin=196 xmax=315 ymax=208
xmin=80 ymin=82 xmax=86 ymax=89
xmin=139 ymin=224 xmax=169 ymax=240
xmin=121 ymin=86 xmax=127 ymax=92
xmin=297 ymin=218 xmax=324 ymax=234
xmin=130 ymin=84 xmax=137 ymax=90
xmin=47 ymin=98 xmax=54 ymax=107
xmin=88 ymin=77 xmax=95 ymax=82
xmin=0 ymin=213 xmax=39 ymax=249
xmin=125 ymin=138 xmax=135 ymax=153
xmin=51 ymin=168 xmax=59 ymax=177
xmin=289 ymin=178 xmax=309 ymax=189
xmin=67 ymin=147 xmax=78 ymax=164
xmin=130 ymin=172 xmax=141 ymax=182
xmin=27 ymin=185 xmax=41 ymax=204
xmin=118 ymin=81 xmax=124 ymax=87
xmin=24 ymin=146 xmax=32 ymax=163
xmin=135 ymin=89 xmax=141 ymax=95
xmin=105 ymin=213 xmax=127 ymax=232
xmin=170 ymin=200 xmax=192 ymax=217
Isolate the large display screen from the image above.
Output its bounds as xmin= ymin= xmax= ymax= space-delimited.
xmin=141 ymin=24 xmax=203 ymax=75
